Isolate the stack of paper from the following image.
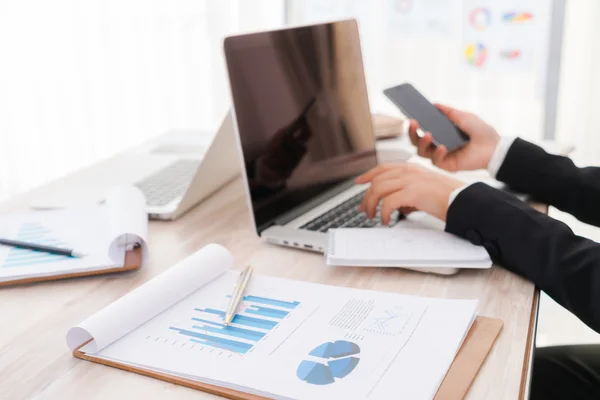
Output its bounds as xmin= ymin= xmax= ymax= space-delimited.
xmin=326 ymin=227 xmax=492 ymax=269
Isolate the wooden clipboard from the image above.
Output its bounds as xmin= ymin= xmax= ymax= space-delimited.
xmin=0 ymin=246 xmax=142 ymax=287
xmin=72 ymin=315 xmax=503 ymax=400
xmin=434 ymin=316 xmax=504 ymax=399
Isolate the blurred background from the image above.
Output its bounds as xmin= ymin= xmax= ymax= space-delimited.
xmin=2 ymin=0 xmax=600 ymax=202
xmin=0 ymin=0 xmax=599 ymax=345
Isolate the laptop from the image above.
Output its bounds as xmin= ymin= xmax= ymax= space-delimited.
xmin=29 ymin=111 xmax=240 ymax=220
xmin=224 ymin=19 xmax=401 ymax=253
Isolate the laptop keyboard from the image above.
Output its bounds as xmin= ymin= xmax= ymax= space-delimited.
xmin=300 ymin=191 xmax=397 ymax=233
xmin=135 ymin=160 xmax=200 ymax=207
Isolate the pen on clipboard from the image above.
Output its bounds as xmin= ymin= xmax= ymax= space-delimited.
xmin=0 ymin=238 xmax=86 ymax=258
xmin=224 ymin=265 xmax=254 ymax=325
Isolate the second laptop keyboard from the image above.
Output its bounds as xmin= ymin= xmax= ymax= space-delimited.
xmin=135 ymin=159 xmax=200 ymax=207
xmin=300 ymin=191 xmax=398 ymax=232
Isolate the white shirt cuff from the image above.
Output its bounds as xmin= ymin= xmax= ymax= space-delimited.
xmin=448 ymin=185 xmax=470 ymax=206
xmin=487 ymin=136 xmax=517 ymax=178
xmin=448 ymin=136 xmax=516 ymax=208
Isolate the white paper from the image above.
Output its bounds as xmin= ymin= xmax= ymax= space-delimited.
xmin=461 ymin=0 xmax=551 ymax=72
xmin=66 ymin=244 xmax=232 ymax=353
xmin=81 ymin=271 xmax=477 ymax=400
xmin=106 ymin=186 xmax=148 ymax=261
xmin=326 ymin=227 xmax=491 ymax=268
xmin=0 ymin=185 xmax=149 ymax=282
xmin=0 ymin=209 xmax=118 ymax=282
xmin=368 ymin=304 xmax=477 ymax=399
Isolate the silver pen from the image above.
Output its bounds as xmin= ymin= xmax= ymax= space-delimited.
xmin=224 ymin=265 xmax=254 ymax=325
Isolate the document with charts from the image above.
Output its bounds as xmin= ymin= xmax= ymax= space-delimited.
xmin=67 ymin=244 xmax=478 ymax=400
xmin=0 ymin=186 xmax=148 ymax=283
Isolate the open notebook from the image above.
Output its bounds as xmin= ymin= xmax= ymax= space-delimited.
xmin=0 ymin=186 xmax=148 ymax=284
xmin=67 ymin=244 xmax=487 ymax=400
xmin=326 ymin=227 xmax=492 ymax=270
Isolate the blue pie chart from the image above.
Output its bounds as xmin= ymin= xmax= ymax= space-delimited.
xmin=296 ymin=340 xmax=360 ymax=385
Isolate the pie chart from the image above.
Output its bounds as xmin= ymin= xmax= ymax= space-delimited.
xmin=465 ymin=42 xmax=488 ymax=67
xmin=296 ymin=340 xmax=360 ymax=385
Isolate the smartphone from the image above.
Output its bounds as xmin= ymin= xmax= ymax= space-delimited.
xmin=383 ymin=83 xmax=469 ymax=152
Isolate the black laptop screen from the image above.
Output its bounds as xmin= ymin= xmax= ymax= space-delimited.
xmin=224 ymin=20 xmax=377 ymax=231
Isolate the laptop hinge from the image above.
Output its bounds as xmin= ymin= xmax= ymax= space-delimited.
xmin=257 ymin=221 xmax=276 ymax=235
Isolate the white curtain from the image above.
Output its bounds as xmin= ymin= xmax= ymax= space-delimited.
xmin=0 ymin=0 xmax=284 ymax=202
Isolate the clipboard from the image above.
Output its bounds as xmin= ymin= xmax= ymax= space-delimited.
xmin=72 ymin=315 xmax=503 ymax=400
xmin=0 ymin=246 xmax=142 ymax=287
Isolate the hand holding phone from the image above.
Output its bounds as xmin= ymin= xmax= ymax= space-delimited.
xmin=384 ymin=84 xmax=501 ymax=171
xmin=383 ymin=83 xmax=470 ymax=152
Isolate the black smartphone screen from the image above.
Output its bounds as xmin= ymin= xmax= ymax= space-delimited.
xmin=383 ymin=83 xmax=469 ymax=152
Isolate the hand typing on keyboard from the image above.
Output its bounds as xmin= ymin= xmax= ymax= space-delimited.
xmin=300 ymin=192 xmax=400 ymax=233
xmin=355 ymin=163 xmax=464 ymax=223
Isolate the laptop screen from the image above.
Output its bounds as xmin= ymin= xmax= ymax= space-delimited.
xmin=224 ymin=20 xmax=377 ymax=231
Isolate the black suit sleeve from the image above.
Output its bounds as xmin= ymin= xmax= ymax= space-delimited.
xmin=497 ymin=138 xmax=600 ymax=227
xmin=446 ymin=183 xmax=600 ymax=334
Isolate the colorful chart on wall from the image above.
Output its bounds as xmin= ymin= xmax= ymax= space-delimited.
xmin=285 ymin=0 xmax=558 ymax=140
xmin=462 ymin=0 xmax=549 ymax=72
xmin=468 ymin=7 xmax=492 ymax=31
xmin=464 ymin=42 xmax=488 ymax=67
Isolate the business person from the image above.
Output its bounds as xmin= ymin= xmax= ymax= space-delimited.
xmin=356 ymin=104 xmax=600 ymax=400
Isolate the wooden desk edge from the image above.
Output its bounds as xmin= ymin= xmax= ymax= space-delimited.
xmin=519 ymin=289 xmax=540 ymax=399
xmin=517 ymin=201 xmax=545 ymax=399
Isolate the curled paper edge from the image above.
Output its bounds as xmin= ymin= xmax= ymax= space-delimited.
xmin=105 ymin=186 xmax=149 ymax=263
xmin=66 ymin=244 xmax=233 ymax=353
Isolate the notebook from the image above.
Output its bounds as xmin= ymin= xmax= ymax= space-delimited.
xmin=67 ymin=244 xmax=497 ymax=400
xmin=326 ymin=228 xmax=492 ymax=269
xmin=0 ymin=186 xmax=148 ymax=285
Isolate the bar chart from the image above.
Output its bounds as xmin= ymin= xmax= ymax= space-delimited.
xmin=169 ymin=295 xmax=301 ymax=355
xmin=2 ymin=223 xmax=70 ymax=268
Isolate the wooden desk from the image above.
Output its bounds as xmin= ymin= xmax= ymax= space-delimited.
xmin=0 ymin=174 xmax=541 ymax=400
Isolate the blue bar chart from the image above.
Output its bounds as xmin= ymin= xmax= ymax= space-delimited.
xmin=169 ymin=295 xmax=301 ymax=355
xmin=246 ymin=305 xmax=289 ymax=319
xmin=2 ymin=223 xmax=70 ymax=268
xmin=241 ymin=295 xmax=300 ymax=309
